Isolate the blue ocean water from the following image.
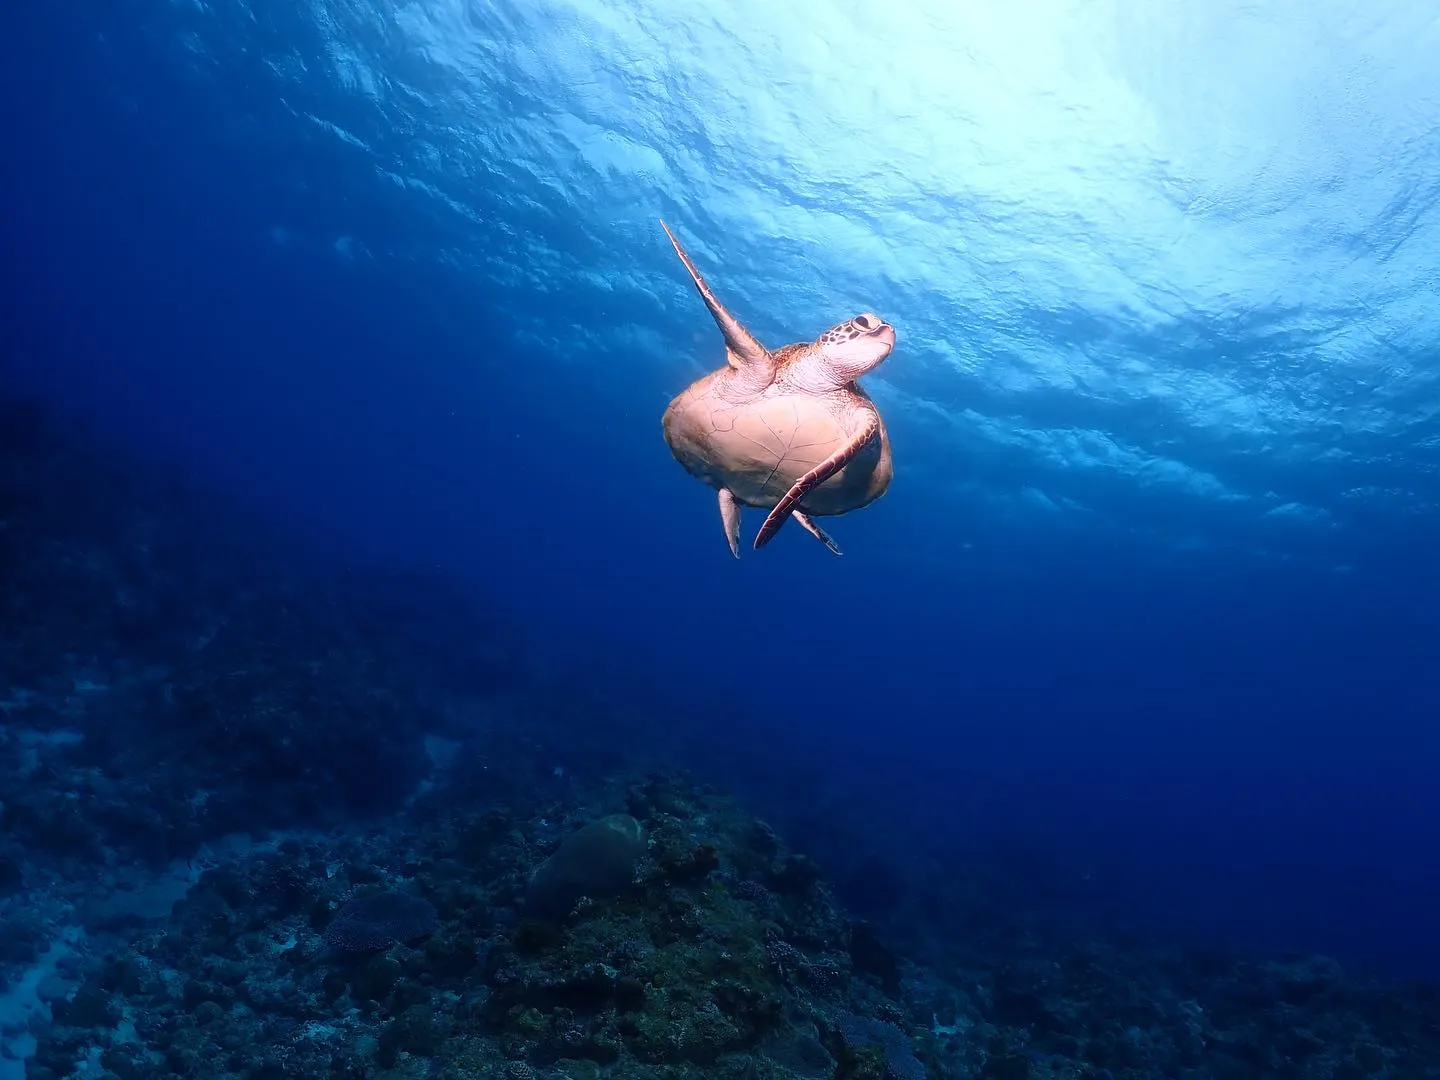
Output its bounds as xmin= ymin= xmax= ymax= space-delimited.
xmin=3 ymin=1 xmax=1440 ymax=1077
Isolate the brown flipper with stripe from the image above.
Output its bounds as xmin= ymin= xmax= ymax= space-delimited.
xmin=754 ymin=408 xmax=880 ymax=550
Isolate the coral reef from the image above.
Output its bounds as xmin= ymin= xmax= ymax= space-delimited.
xmin=0 ymin=397 xmax=530 ymax=876
xmin=15 ymin=765 xmax=1440 ymax=1080
xmin=3 ymin=396 xmax=1439 ymax=1080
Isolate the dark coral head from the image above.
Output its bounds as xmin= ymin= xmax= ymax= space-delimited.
xmin=322 ymin=890 xmax=439 ymax=954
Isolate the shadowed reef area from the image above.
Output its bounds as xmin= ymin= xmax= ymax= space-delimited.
xmin=1 ymin=395 xmax=1436 ymax=1080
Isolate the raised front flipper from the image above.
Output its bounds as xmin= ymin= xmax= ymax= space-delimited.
xmin=660 ymin=221 xmax=775 ymax=386
xmin=754 ymin=407 xmax=880 ymax=550
xmin=794 ymin=512 xmax=842 ymax=555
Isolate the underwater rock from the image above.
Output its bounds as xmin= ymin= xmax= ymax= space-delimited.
xmin=50 ymin=980 xmax=121 ymax=1029
xmin=0 ymin=853 xmax=23 ymax=893
xmin=827 ymin=1010 xmax=925 ymax=1080
xmin=848 ymin=921 xmax=902 ymax=994
xmin=525 ymin=813 xmax=645 ymax=919
xmin=323 ymin=890 xmax=440 ymax=955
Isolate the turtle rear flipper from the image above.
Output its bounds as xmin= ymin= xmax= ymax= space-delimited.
xmin=794 ymin=512 xmax=842 ymax=556
xmin=754 ymin=408 xmax=880 ymax=550
xmin=661 ymin=221 xmax=775 ymax=386
xmin=717 ymin=488 xmax=742 ymax=559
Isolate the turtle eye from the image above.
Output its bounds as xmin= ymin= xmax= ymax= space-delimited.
xmin=853 ymin=315 xmax=873 ymax=331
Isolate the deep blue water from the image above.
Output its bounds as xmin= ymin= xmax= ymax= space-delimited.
xmin=4 ymin=0 xmax=1439 ymax=988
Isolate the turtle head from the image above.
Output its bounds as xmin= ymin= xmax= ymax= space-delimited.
xmin=808 ymin=313 xmax=895 ymax=387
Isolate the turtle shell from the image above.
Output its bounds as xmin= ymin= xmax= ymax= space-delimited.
xmin=662 ymin=368 xmax=893 ymax=515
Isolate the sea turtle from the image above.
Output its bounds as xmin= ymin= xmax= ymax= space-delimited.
xmin=659 ymin=221 xmax=896 ymax=557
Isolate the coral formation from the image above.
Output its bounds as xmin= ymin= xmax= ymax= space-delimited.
xmin=2 ymin=397 xmax=1438 ymax=1080
xmin=525 ymin=814 xmax=647 ymax=919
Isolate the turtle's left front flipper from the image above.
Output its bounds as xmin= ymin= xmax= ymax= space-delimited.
xmin=754 ymin=407 xmax=880 ymax=550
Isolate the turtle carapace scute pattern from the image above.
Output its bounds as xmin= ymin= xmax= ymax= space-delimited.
xmin=659 ymin=220 xmax=896 ymax=558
